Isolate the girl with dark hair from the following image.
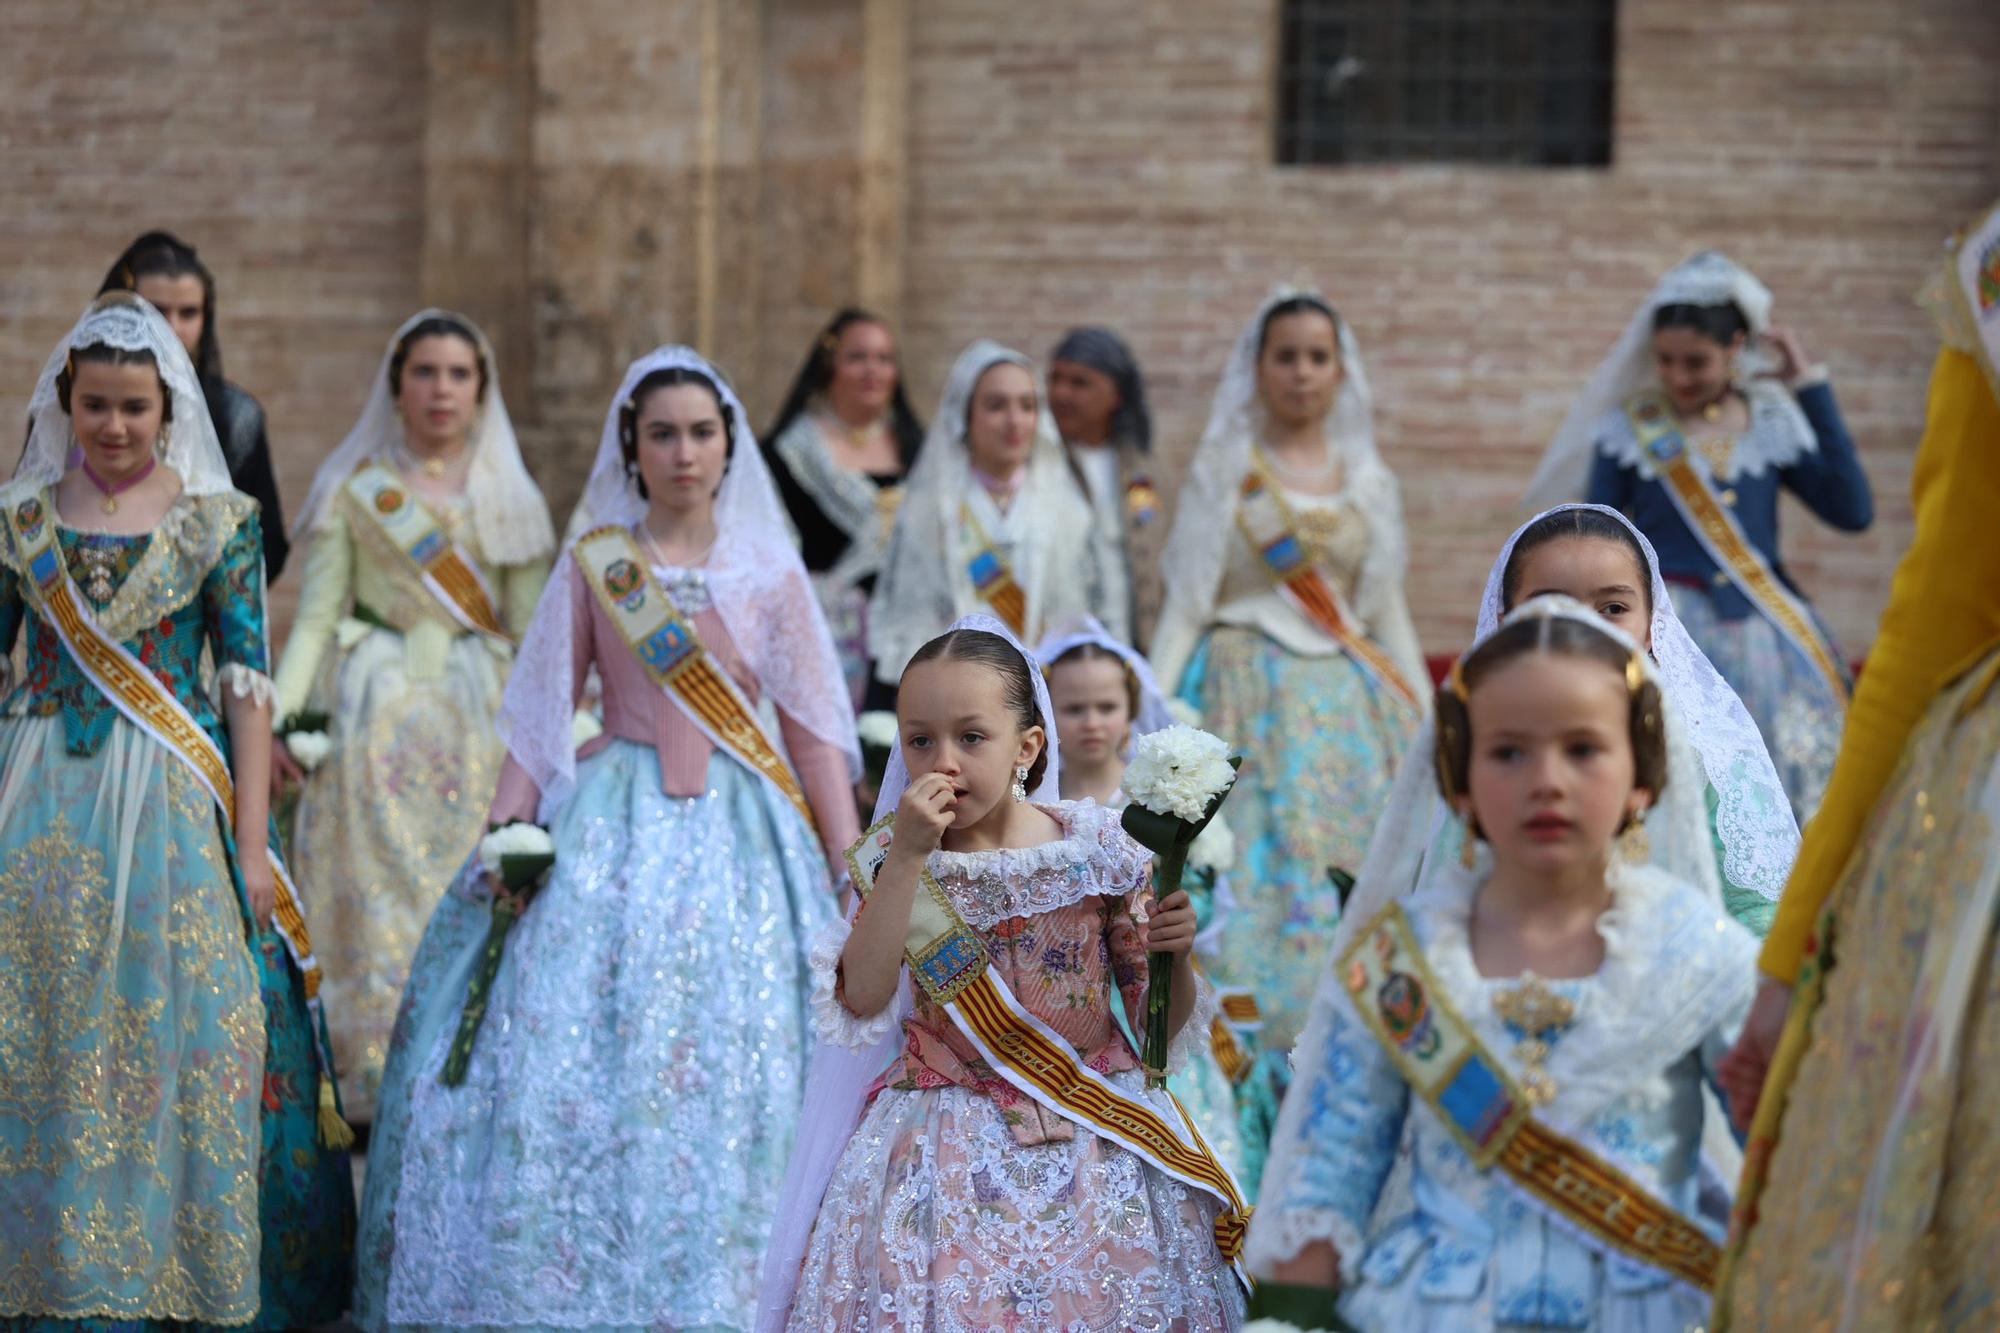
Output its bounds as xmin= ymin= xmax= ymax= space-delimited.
xmin=1248 ymin=598 xmax=1757 ymax=1331
xmin=100 ymin=230 xmax=291 ymax=578
xmin=1526 ymin=252 xmax=1874 ymax=823
xmin=272 ymin=310 xmax=554 ymax=1124
xmin=1149 ymin=288 xmax=1425 ymax=1176
xmin=355 ymin=347 xmax=859 ymax=1331
xmin=0 ymin=294 xmax=354 ymax=1331
xmin=1047 ymin=326 xmax=1166 ymax=648
xmin=761 ymin=309 xmax=926 ymax=705
xmin=758 ymin=615 xmax=1247 ymax=1330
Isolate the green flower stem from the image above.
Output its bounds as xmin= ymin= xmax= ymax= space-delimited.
xmin=1144 ymin=839 xmax=1187 ymax=1089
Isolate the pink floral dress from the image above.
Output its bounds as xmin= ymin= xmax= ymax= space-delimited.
xmin=792 ymin=800 xmax=1245 ymax=1331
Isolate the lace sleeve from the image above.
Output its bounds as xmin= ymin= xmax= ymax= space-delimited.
xmin=1243 ymin=979 xmax=1409 ymax=1283
xmin=807 ymin=915 xmax=902 ymax=1050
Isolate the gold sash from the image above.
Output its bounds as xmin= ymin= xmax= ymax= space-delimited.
xmin=1209 ymin=986 xmax=1261 ymax=1084
xmin=1342 ymin=903 xmax=1722 ymax=1292
xmin=847 ymin=816 xmax=1253 ymax=1286
xmin=1236 ymin=465 xmax=1420 ymax=708
xmin=573 ymin=525 xmax=817 ymax=837
xmin=344 ymin=462 xmax=510 ymax=643
xmin=3 ymin=493 xmax=351 ymax=1144
xmin=1624 ymin=393 xmax=1849 ymax=702
xmin=957 ymin=501 xmax=1028 ymax=636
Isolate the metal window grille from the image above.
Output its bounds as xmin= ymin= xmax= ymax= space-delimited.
xmin=1276 ymin=0 xmax=1616 ymax=167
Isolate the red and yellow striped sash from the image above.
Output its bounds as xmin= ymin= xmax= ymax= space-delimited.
xmin=1237 ymin=467 xmax=1420 ymax=708
xmin=958 ymin=501 xmax=1028 ymax=636
xmin=574 ymin=526 xmax=817 ymax=837
xmin=345 ymin=462 xmax=510 ymax=643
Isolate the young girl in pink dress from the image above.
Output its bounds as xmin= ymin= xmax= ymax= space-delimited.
xmin=758 ymin=615 xmax=1248 ymax=1331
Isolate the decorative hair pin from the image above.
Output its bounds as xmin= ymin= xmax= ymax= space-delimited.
xmin=1625 ymin=653 xmax=1645 ymax=696
xmin=1448 ymin=659 xmax=1468 ymax=703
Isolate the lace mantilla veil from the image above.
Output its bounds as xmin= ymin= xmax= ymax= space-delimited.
xmin=866 ymin=340 xmax=1084 ymax=684
xmin=497 ymin=345 xmax=859 ymax=822
xmin=755 ymin=612 xmax=1061 ymax=1331
xmin=289 ymin=308 xmax=554 ymax=566
xmin=1149 ymin=286 xmax=1418 ymax=690
xmin=1245 ymin=596 xmax=1729 ymax=1275
xmin=13 ymin=292 xmax=235 ymax=502
xmin=1033 ymin=613 xmax=1176 ymax=742
xmin=1523 ymin=251 xmax=1812 ymax=508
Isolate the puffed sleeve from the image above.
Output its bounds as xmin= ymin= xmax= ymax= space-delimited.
xmin=1763 ymin=349 xmax=2000 ymax=982
xmin=203 ymin=506 xmax=277 ymax=709
xmin=1250 ymin=986 xmax=1410 ymax=1282
xmin=273 ymin=510 xmax=354 ymax=722
xmin=807 ymin=910 xmax=904 ymax=1049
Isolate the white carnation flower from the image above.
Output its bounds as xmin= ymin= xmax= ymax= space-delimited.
xmin=285 ymin=730 xmax=332 ymax=772
xmin=857 ymin=710 xmax=899 ymax=749
xmin=1122 ymin=725 xmax=1235 ymax=822
xmin=1165 ymin=697 xmax=1204 ymax=729
xmin=479 ymin=821 xmax=555 ymax=873
xmin=1187 ymin=813 xmax=1236 ymax=873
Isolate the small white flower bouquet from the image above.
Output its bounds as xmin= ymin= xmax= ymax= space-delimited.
xmin=857 ymin=709 xmax=898 ymax=789
xmin=441 ymin=820 xmax=557 ymax=1086
xmin=1120 ymin=725 xmax=1241 ymax=1086
xmin=279 ymin=710 xmax=333 ymax=772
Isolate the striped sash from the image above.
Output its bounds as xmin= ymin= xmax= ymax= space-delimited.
xmin=957 ymin=501 xmax=1028 ymax=636
xmin=1236 ymin=466 xmax=1419 ymax=708
xmin=847 ymin=816 xmax=1253 ymax=1287
xmin=573 ymin=525 xmax=817 ymax=837
xmin=1342 ymin=903 xmax=1722 ymax=1292
xmin=344 ymin=462 xmax=510 ymax=643
xmin=1624 ymin=393 xmax=1849 ymax=702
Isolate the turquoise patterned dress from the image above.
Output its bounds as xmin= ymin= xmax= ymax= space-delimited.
xmin=0 ymin=492 xmax=354 ymax=1332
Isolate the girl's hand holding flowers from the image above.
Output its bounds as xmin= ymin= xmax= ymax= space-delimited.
xmin=1138 ymin=888 xmax=1198 ymax=955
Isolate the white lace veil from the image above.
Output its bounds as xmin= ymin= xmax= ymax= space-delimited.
xmin=1151 ymin=286 xmax=1414 ymax=687
xmin=496 ymin=345 xmax=859 ymax=821
xmin=756 ymin=612 xmax=1060 ymax=1331
xmin=1034 ymin=614 xmax=1176 ymax=743
xmin=12 ymin=292 xmax=234 ymax=501
xmin=1246 ymin=595 xmax=1721 ymax=1274
xmin=1477 ymin=503 xmax=1798 ymax=900
xmin=1524 ymin=252 xmax=1785 ymax=508
xmin=866 ymin=340 xmax=1078 ymax=683
xmin=291 ymin=308 xmax=554 ymax=565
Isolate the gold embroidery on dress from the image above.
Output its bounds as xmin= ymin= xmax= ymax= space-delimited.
xmin=1493 ymin=974 xmax=1576 ymax=1109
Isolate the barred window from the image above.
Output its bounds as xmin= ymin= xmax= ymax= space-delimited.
xmin=1275 ymin=0 xmax=1617 ymax=167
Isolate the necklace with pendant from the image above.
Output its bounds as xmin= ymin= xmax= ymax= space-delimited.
xmin=80 ymin=456 xmax=157 ymax=515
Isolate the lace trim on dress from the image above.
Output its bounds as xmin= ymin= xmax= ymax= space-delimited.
xmin=808 ymin=915 xmax=902 ymax=1050
xmin=926 ymin=799 xmax=1153 ymax=929
xmin=1595 ymin=380 xmax=1818 ymax=481
xmin=218 ymin=663 xmax=279 ymax=711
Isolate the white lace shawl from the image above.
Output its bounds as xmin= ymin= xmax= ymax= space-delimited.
xmin=866 ymin=341 xmax=1100 ymax=685
xmin=12 ymin=293 xmax=235 ymax=501
xmin=498 ymin=346 xmax=860 ymax=821
xmin=1478 ymin=505 xmax=1799 ymax=901
xmin=768 ymin=410 xmax=894 ymax=587
xmin=291 ymin=308 xmax=554 ymax=565
xmin=1526 ymin=251 xmax=1784 ymax=507
xmin=1247 ymin=597 xmax=1733 ymax=1274
xmin=1149 ymin=287 xmax=1418 ymax=691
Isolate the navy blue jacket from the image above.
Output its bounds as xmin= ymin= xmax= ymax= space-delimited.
xmin=1586 ymin=382 xmax=1872 ymax=622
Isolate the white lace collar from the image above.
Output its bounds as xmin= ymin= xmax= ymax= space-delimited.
xmin=928 ymin=798 xmax=1152 ymax=929
xmin=1599 ymin=380 xmax=1818 ymax=481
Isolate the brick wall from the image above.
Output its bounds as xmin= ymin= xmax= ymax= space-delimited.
xmin=0 ymin=0 xmax=427 ymax=629
xmin=3 ymin=1 xmax=1995 ymax=654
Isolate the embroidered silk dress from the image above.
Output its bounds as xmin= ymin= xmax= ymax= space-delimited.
xmin=1718 ymin=343 xmax=2000 ymax=1328
xmin=354 ymin=551 xmax=854 ymax=1333
xmin=0 ymin=494 xmax=354 ymax=1331
xmin=1153 ymin=465 xmax=1423 ymax=1190
xmin=790 ymin=801 xmax=1246 ymax=1331
xmin=1256 ymin=863 xmax=1756 ymax=1331
xmin=275 ymin=475 xmax=549 ymax=1120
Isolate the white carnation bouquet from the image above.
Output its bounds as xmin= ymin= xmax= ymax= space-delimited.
xmin=441 ymin=820 xmax=557 ymax=1085
xmin=1119 ymin=724 xmax=1240 ymax=1086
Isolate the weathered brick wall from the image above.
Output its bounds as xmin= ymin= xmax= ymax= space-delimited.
xmin=3 ymin=0 xmax=1995 ymax=654
xmin=897 ymin=0 xmax=2000 ymax=651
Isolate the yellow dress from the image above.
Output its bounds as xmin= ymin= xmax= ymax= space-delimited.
xmin=1717 ymin=345 xmax=2000 ymax=1328
xmin=274 ymin=478 xmax=548 ymax=1120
